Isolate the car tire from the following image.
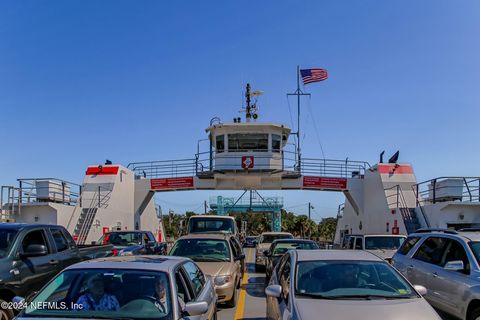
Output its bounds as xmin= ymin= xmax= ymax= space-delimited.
xmin=0 ymin=299 xmax=14 ymax=320
xmin=225 ymin=287 xmax=237 ymax=308
xmin=470 ymin=307 xmax=480 ymax=320
xmin=236 ymin=276 xmax=241 ymax=289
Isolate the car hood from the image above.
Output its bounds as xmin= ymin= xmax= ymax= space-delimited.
xmin=195 ymin=261 xmax=234 ymax=277
xmin=366 ymin=249 xmax=397 ymax=260
xmin=294 ymin=297 xmax=441 ymax=320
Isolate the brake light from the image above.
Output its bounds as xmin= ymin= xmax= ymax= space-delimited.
xmin=112 ymin=248 xmax=119 ymax=256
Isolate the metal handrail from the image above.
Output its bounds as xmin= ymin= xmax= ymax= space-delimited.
xmin=414 ymin=176 xmax=480 ymax=205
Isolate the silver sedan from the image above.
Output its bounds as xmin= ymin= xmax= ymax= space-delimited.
xmin=265 ymin=250 xmax=441 ymax=320
xmin=13 ymin=255 xmax=217 ymax=320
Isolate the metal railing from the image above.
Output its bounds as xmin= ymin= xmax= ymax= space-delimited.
xmin=386 ymin=185 xmax=430 ymax=229
xmin=414 ymin=177 xmax=480 ymax=205
xmin=128 ymin=151 xmax=370 ymax=179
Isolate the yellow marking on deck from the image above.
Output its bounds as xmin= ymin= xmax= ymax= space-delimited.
xmin=234 ymin=249 xmax=253 ymax=320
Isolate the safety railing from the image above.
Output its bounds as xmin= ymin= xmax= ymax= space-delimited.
xmin=386 ymin=184 xmax=430 ymax=229
xmin=128 ymin=151 xmax=370 ymax=179
xmin=15 ymin=178 xmax=81 ymax=205
xmin=414 ymin=177 xmax=480 ymax=205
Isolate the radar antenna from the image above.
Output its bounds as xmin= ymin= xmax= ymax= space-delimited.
xmin=243 ymin=83 xmax=263 ymax=122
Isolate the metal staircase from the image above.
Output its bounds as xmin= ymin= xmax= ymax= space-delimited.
xmin=72 ymin=187 xmax=111 ymax=244
xmin=385 ymin=185 xmax=422 ymax=234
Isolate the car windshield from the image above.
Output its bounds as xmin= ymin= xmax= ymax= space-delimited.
xmin=188 ymin=219 xmax=235 ymax=234
xmin=272 ymin=242 xmax=318 ymax=255
xmin=365 ymin=237 xmax=405 ymax=250
xmin=295 ymin=260 xmax=417 ymax=300
xmin=262 ymin=234 xmax=293 ymax=243
xmin=98 ymin=233 xmax=143 ymax=246
xmin=468 ymin=241 xmax=480 ymax=264
xmin=169 ymin=239 xmax=231 ymax=262
xmin=22 ymin=269 xmax=172 ymax=319
xmin=0 ymin=229 xmax=18 ymax=258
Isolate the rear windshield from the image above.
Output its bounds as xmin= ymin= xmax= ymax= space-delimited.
xmin=262 ymin=234 xmax=293 ymax=243
xmin=98 ymin=232 xmax=143 ymax=246
xmin=365 ymin=237 xmax=405 ymax=250
xmin=188 ymin=218 xmax=235 ymax=234
xmin=272 ymin=242 xmax=319 ymax=255
xmin=0 ymin=229 xmax=18 ymax=258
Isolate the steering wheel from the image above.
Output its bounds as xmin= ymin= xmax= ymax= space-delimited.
xmin=139 ymin=295 xmax=167 ymax=311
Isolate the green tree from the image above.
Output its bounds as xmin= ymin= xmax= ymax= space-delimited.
xmin=317 ymin=217 xmax=337 ymax=241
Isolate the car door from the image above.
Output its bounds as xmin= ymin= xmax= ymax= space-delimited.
xmin=426 ymin=238 xmax=472 ymax=318
xmin=409 ymin=236 xmax=449 ymax=302
xmin=267 ymin=254 xmax=288 ymax=320
xmin=12 ymin=228 xmax=60 ymax=295
xmin=277 ymin=255 xmax=292 ymax=319
xmin=49 ymin=227 xmax=82 ymax=269
xmin=181 ymin=261 xmax=215 ymax=320
xmin=229 ymin=238 xmax=242 ymax=281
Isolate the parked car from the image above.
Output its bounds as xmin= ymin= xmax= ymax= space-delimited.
xmin=265 ymin=249 xmax=441 ymax=320
xmin=0 ymin=223 xmax=114 ymax=320
xmin=169 ymin=233 xmax=245 ymax=308
xmin=341 ymin=234 xmax=406 ymax=260
xmin=392 ymin=228 xmax=480 ymax=320
xmin=255 ymin=232 xmax=293 ymax=271
xmin=264 ymin=239 xmax=319 ymax=280
xmin=13 ymin=255 xmax=217 ymax=320
xmin=98 ymin=230 xmax=167 ymax=256
xmin=244 ymin=236 xmax=258 ymax=248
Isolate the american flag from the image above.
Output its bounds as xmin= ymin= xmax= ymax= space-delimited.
xmin=300 ymin=68 xmax=328 ymax=85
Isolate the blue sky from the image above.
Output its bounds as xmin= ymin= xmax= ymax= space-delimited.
xmin=1 ymin=1 xmax=479 ymax=220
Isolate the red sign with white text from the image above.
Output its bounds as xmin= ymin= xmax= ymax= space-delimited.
xmin=241 ymin=156 xmax=254 ymax=169
xmin=303 ymin=176 xmax=347 ymax=190
xmin=150 ymin=177 xmax=194 ymax=190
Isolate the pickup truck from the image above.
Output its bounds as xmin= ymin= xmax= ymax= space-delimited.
xmin=0 ymin=223 xmax=113 ymax=320
xmin=97 ymin=230 xmax=167 ymax=256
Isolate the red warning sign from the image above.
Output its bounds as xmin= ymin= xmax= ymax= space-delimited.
xmin=241 ymin=156 xmax=254 ymax=169
xmin=303 ymin=176 xmax=347 ymax=190
xmin=150 ymin=177 xmax=194 ymax=190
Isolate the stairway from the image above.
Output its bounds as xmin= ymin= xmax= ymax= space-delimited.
xmin=400 ymin=208 xmax=421 ymax=234
xmin=73 ymin=207 xmax=98 ymax=244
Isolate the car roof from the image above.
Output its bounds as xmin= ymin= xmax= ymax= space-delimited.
xmin=295 ymin=250 xmax=383 ymax=262
xmin=272 ymin=239 xmax=316 ymax=244
xmin=107 ymin=230 xmax=151 ymax=233
xmin=347 ymin=234 xmax=406 ymax=238
xmin=261 ymin=232 xmax=293 ymax=235
xmin=65 ymin=255 xmax=188 ymax=273
xmin=0 ymin=223 xmax=62 ymax=230
xmin=189 ymin=215 xmax=235 ymax=219
xmin=412 ymin=230 xmax=480 ymax=242
xmin=178 ymin=233 xmax=230 ymax=240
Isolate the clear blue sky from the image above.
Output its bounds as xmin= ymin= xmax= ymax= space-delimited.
xmin=1 ymin=1 xmax=479 ymax=220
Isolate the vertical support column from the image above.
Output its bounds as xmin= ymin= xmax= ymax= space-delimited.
xmin=272 ymin=209 xmax=281 ymax=232
xmin=217 ymin=196 xmax=225 ymax=216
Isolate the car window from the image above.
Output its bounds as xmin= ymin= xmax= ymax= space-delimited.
xmin=413 ymin=237 xmax=448 ymax=265
xmin=280 ymin=258 xmax=291 ymax=303
xmin=442 ymin=239 xmax=470 ymax=272
xmin=355 ymin=237 xmax=363 ymax=250
xmin=397 ymin=236 xmax=420 ymax=255
xmin=22 ymin=230 xmax=49 ymax=253
xmin=176 ymin=270 xmax=192 ymax=303
xmin=182 ymin=262 xmax=205 ymax=297
xmin=348 ymin=237 xmax=355 ymax=249
xmin=147 ymin=233 xmax=156 ymax=242
xmin=50 ymin=229 xmax=69 ymax=252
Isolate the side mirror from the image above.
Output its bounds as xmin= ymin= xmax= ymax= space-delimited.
xmin=21 ymin=244 xmax=48 ymax=257
xmin=235 ymin=254 xmax=246 ymax=261
xmin=265 ymin=284 xmax=282 ymax=298
xmin=183 ymin=301 xmax=208 ymax=316
xmin=263 ymin=250 xmax=270 ymax=257
xmin=413 ymin=285 xmax=427 ymax=296
xmin=12 ymin=296 xmax=25 ymax=304
xmin=444 ymin=260 xmax=464 ymax=272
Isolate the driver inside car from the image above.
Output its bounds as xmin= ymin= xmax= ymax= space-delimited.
xmin=153 ymin=277 xmax=168 ymax=313
xmin=76 ymin=274 xmax=120 ymax=311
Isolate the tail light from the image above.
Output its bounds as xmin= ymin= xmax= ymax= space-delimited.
xmin=112 ymin=248 xmax=119 ymax=256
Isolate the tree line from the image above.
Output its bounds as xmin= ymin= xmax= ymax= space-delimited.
xmin=162 ymin=210 xmax=337 ymax=242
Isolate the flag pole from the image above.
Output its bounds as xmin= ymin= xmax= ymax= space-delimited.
xmin=287 ymin=66 xmax=310 ymax=173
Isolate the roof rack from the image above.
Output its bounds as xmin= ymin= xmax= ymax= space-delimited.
xmin=458 ymin=228 xmax=480 ymax=232
xmin=414 ymin=228 xmax=458 ymax=235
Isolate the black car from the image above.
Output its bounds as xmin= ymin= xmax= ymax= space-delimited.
xmin=243 ymin=236 xmax=258 ymax=248
xmin=264 ymin=239 xmax=319 ymax=280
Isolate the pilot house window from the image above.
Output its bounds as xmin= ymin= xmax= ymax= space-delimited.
xmin=216 ymin=135 xmax=225 ymax=153
xmin=272 ymin=134 xmax=281 ymax=153
xmin=228 ymin=133 xmax=268 ymax=152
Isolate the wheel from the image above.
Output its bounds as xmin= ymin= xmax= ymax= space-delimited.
xmin=225 ymin=287 xmax=237 ymax=308
xmin=255 ymin=263 xmax=262 ymax=272
xmin=470 ymin=307 xmax=480 ymax=320
xmin=0 ymin=299 xmax=14 ymax=320
xmin=236 ymin=276 xmax=241 ymax=289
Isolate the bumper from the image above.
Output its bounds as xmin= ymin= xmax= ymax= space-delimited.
xmin=215 ymin=281 xmax=236 ymax=303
